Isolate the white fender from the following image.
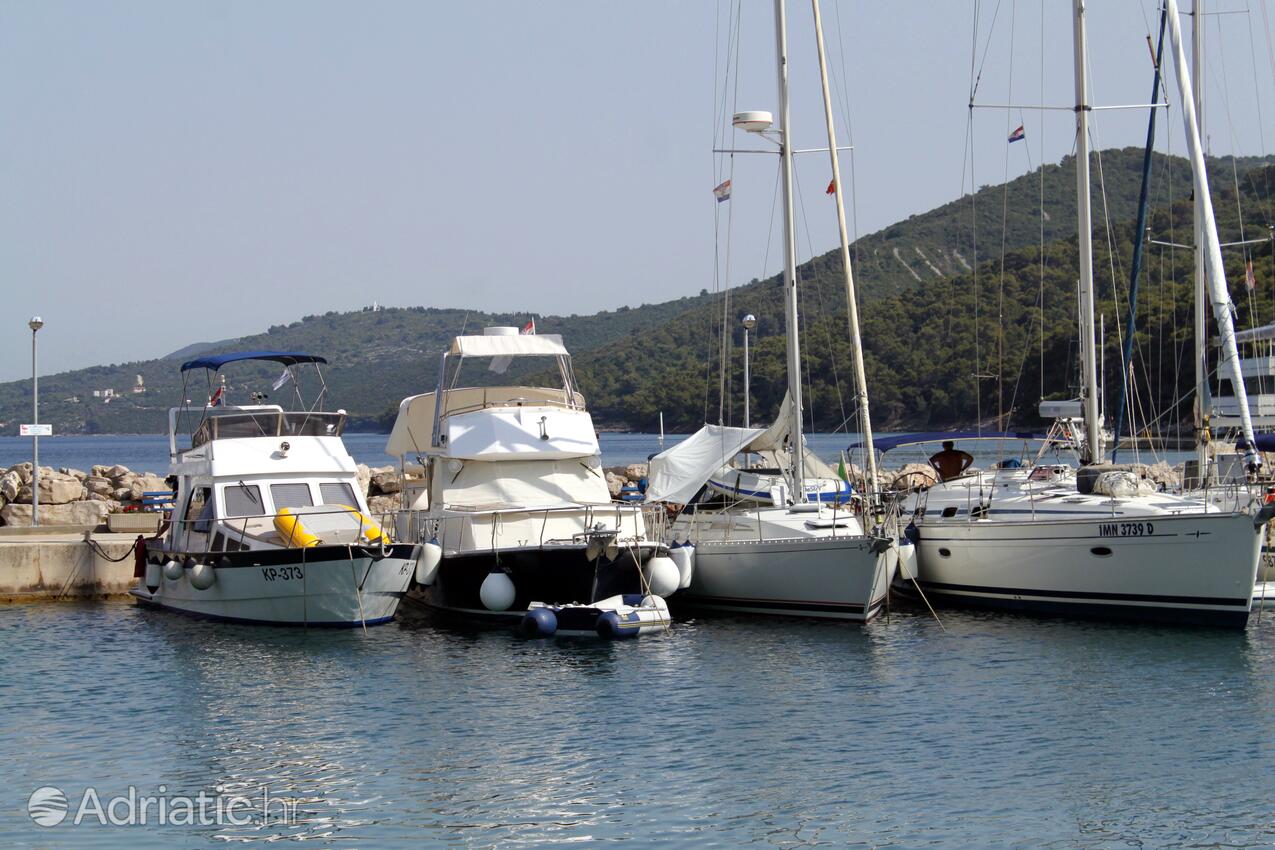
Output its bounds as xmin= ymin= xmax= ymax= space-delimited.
xmin=190 ymin=561 xmax=217 ymax=590
xmin=896 ymin=540 xmax=918 ymax=581
xmin=144 ymin=560 xmax=161 ymax=590
xmin=415 ymin=539 xmax=443 ymax=586
xmin=643 ymin=556 xmax=680 ymax=597
xmin=162 ymin=559 xmax=183 ymax=581
xmin=479 ymin=571 xmax=516 ymax=611
xmin=669 ymin=544 xmax=695 ymax=590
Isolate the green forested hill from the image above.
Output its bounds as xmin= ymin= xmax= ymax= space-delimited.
xmin=2 ymin=148 xmax=1272 ymax=435
xmin=572 ymin=150 xmax=1275 ymax=432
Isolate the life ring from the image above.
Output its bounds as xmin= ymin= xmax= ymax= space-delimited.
xmin=273 ymin=505 xmax=391 ymax=548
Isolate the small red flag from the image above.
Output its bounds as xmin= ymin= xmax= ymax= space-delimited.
xmin=1246 ymin=259 xmax=1256 ymax=291
xmin=825 ymin=179 xmax=836 ymax=195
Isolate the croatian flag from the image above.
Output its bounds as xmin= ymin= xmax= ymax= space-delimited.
xmin=1008 ymin=124 xmax=1026 ymax=143
xmin=825 ymin=179 xmax=836 ymax=195
xmin=1246 ymin=259 xmax=1257 ymax=291
xmin=209 ymin=386 xmax=224 ymax=407
xmin=713 ymin=179 xmax=732 ymax=203
xmin=521 ymin=318 xmax=536 ymax=334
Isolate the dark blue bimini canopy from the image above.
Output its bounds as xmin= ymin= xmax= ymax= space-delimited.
xmin=848 ymin=430 xmax=1051 ymax=453
xmin=180 ymin=351 xmax=328 ymax=372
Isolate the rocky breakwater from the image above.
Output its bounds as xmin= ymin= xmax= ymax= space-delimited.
xmin=604 ymin=464 xmax=650 ymax=499
xmin=357 ymin=464 xmax=402 ymax=517
xmin=0 ymin=463 xmax=168 ymax=528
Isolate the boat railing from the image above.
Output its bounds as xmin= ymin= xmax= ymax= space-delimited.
xmin=398 ymin=502 xmax=653 ymax=553
xmin=162 ymin=503 xmax=391 ymax=557
xmin=440 ymin=394 xmax=581 ymax=420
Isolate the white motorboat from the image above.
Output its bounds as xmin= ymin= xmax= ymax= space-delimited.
xmin=132 ymin=351 xmax=415 ymax=627
xmin=386 ymin=327 xmax=679 ymax=626
xmin=906 ymin=0 xmax=1272 ymax=628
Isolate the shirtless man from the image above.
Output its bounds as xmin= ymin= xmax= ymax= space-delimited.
xmin=929 ymin=440 xmax=974 ymax=481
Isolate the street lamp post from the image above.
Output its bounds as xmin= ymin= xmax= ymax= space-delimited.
xmin=29 ymin=317 xmax=44 ymax=527
xmin=742 ymin=314 xmax=756 ymax=428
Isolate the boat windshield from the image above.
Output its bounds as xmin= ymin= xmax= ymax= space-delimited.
xmin=191 ymin=411 xmax=346 ymax=448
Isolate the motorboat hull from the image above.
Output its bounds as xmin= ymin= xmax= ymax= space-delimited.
xmin=910 ymin=512 xmax=1262 ymax=628
xmin=406 ymin=544 xmax=659 ymax=620
xmin=132 ymin=543 xmax=415 ymax=627
xmin=675 ymin=535 xmax=897 ymax=622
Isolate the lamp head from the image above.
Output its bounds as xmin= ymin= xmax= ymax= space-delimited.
xmin=742 ymin=314 xmax=757 ymax=330
xmin=28 ymin=316 xmax=44 ymax=332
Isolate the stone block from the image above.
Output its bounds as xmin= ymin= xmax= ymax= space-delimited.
xmin=1 ymin=500 xmax=112 ymax=528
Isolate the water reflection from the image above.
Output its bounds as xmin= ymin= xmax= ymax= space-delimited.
xmin=1 ymin=599 xmax=1273 ymax=847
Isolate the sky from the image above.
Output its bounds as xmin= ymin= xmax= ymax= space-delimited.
xmin=2 ymin=1 xmax=1273 ymax=381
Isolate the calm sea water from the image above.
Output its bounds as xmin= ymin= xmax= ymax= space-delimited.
xmin=3 ymin=432 xmax=1256 ymax=846
xmin=1 ymin=601 xmax=1273 ymax=847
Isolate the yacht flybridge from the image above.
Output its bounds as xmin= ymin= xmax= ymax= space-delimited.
xmin=386 ymin=328 xmax=680 ymax=634
xmin=132 ymin=351 xmax=414 ymax=626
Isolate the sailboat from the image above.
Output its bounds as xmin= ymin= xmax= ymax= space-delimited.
xmin=643 ymin=0 xmax=902 ymax=622
xmin=907 ymin=0 xmax=1273 ymax=628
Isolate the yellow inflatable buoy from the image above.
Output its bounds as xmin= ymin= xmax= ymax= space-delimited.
xmin=273 ymin=505 xmax=391 ymax=548
xmin=275 ymin=507 xmax=321 ymax=548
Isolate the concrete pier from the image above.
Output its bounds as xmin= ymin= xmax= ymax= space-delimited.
xmin=0 ymin=528 xmax=140 ymax=601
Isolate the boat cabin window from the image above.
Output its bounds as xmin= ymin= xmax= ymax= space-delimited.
xmin=270 ymin=483 xmax=314 ymax=510
xmin=190 ymin=411 xmax=346 ymax=448
xmin=319 ymin=482 xmax=357 ymax=506
xmin=223 ymin=484 xmax=266 ymax=517
xmin=282 ymin=414 xmax=345 ymax=437
xmin=184 ymin=487 xmax=213 ymax=533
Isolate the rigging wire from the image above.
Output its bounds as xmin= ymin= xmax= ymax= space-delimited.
xmin=708 ymin=0 xmax=744 ymax=425
xmin=790 ymin=149 xmax=850 ymax=434
xmin=992 ymin=0 xmax=1019 ymax=431
xmin=965 ymin=0 xmax=986 ymax=432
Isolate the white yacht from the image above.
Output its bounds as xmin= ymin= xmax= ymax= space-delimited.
xmin=907 ymin=0 xmax=1272 ymax=628
xmin=647 ymin=421 xmax=899 ymax=622
xmin=133 ymin=352 xmax=415 ymax=627
xmin=910 ymin=462 xmax=1266 ymax=627
xmin=386 ymin=328 xmax=678 ymax=632
xmin=643 ymin=0 xmax=902 ymax=624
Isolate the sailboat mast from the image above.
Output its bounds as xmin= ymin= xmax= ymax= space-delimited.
xmin=774 ymin=0 xmax=807 ymax=499
xmin=809 ymin=0 xmax=879 ymax=498
xmin=1072 ymin=0 xmax=1103 ymax=463
xmin=1165 ymin=0 xmax=1262 ymax=468
xmin=1192 ymin=0 xmax=1209 ymax=471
